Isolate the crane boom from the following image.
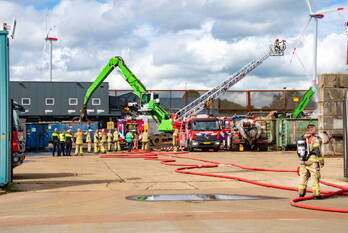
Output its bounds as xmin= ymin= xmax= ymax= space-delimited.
xmin=174 ymin=41 xmax=286 ymax=122
xmin=80 ymin=56 xmax=172 ymax=132
xmin=291 ymin=87 xmax=315 ymax=118
xmin=83 ymin=56 xmax=147 ymax=106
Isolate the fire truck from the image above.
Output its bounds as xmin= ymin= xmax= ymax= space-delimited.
xmin=11 ymin=100 xmax=25 ymax=167
xmin=178 ymin=115 xmax=222 ymax=151
xmin=226 ymin=115 xmax=268 ymax=151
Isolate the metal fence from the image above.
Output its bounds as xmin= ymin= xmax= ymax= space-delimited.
xmin=109 ymin=89 xmax=316 ymax=115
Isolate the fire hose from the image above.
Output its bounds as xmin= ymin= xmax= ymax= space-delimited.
xmin=100 ymin=151 xmax=348 ymax=213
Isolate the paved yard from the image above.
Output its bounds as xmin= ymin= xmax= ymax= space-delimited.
xmin=0 ymin=151 xmax=347 ymax=232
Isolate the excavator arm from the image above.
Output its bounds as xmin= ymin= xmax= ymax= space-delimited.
xmin=291 ymin=87 xmax=315 ymax=118
xmin=80 ymin=56 xmax=147 ymax=121
xmin=79 ymin=56 xmax=172 ymax=132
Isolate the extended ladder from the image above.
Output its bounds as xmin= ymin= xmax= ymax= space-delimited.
xmin=174 ymin=41 xmax=286 ymax=122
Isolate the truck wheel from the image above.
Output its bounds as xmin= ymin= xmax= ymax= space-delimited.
xmin=151 ymin=136 xmax=161 ymax=147
xmin=258 ymin=144 xmax=268 ymax=151
xmin=213 ymin=148 xmax=219 ymax=152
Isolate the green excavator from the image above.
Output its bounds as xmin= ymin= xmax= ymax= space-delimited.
xmin=79 ymin=56 xmax=173 ymax=132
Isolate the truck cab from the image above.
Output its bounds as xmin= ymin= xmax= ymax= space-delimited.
xmin=179 ymin=115 xmax=222 ymax=151
xmin=11 ymin=101 xmax=25 ymax=167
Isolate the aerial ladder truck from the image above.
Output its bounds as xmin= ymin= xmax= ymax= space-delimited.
xmin=172 ymin=40 xmax=286 ymax=150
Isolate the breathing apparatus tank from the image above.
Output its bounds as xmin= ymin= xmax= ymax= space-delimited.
xmin=297 ymin=137 xmax=310 ymax=161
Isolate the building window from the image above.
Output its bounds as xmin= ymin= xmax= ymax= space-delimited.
xmin=92 ymin=98 xmax=101 ymax=105
xmin=69 ymin=98 xmax=78 ymax=105
xmin=45 ymin=98 xmax=55 ymax=106
xmin=21 ymin=98 xmax=31 ymax=106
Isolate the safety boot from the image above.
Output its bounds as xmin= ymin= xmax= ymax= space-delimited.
xmin=298 ymin=189 xmax=306 ymax=197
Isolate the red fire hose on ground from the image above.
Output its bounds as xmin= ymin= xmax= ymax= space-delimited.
xmin=100 ymin=151 xmax=348 ymax=213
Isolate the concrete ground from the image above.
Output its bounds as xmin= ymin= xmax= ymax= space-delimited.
xmin=0 ymin=150 xmax=348 ymax=233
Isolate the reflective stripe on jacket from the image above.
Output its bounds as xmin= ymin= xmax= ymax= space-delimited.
xmin=65 ymin=133 xmax=73 ymax=142
xmin=59 ymin=133 xmax=66 ymax=142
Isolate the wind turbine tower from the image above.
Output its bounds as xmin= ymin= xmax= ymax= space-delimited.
xmin=45 ymin=32 xmax=58 ymax=82
xmin=304 ymin=0 xmax=344 ymax=87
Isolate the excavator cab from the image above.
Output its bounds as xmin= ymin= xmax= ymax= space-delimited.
xmin=139 ymin=92 xmax=160 ymax=112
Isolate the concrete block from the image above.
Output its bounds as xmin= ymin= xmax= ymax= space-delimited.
xmin=318 ymin=73 xmax=348 ymax=88
xmin=318 ymin=88 xmax=347 ymax=102
xmin=318 ymin=101 xmax=344 ymax=116
xmin=318 ymin=74 xmax=339 ymax=88
xmin=339 ymin=74 xmax=348 ymax=88
xmin=318 ymin=115 xmax=343 ymax=131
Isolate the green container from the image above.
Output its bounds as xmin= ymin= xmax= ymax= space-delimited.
xmin=275 ymin=118 xmax=318 ymax=150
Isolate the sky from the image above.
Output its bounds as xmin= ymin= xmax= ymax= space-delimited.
xmin=0 ymin=0 xmax=347 ymax=90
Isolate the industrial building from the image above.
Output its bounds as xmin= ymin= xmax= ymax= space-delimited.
xmin=10 ymin=81 xmax=112 ymax=122
xmin=10 ymin=81 xmax=316 ymax=122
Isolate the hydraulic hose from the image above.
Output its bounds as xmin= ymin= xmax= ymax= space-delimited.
xmin=101 ymin=150 xmax=348 ymax=213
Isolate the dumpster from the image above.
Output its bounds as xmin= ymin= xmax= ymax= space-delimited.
xmin=25 ymin=124 xmax=49 ymax=151
xmin=275 ymin=118 xmax=318 ymax=150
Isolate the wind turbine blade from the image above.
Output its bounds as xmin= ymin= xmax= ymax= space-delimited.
xmin=305 ymin=0 xmax=313 ymax=14
xmin=290 ymin=17 xmax=312 ymax=64
xmin=314 ymin=7 xmax=344 ymax=15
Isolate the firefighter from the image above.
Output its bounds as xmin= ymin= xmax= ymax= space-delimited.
xmin=133 ymin=131 xmax=139 ymax=150
xmin=298 ymin=124 xmax=324 ymax=199
xmin=113 ymin=129 xmax=121 ymax=151
xmin=58 ymin=130 xmax=66 ymax=156
xmin=86 ymin=129 xmax=92 ymax=153
xmin=274 ymin=38 xmax=281 ymax=53
xmin=172 ymin=128 xmax=179 ymax=152
xmin=65 ymin=129 xmax=74 ymax=156
xmin=141 ymin=129 xmax=150 ymax=151
xmin=94 ymin=129 xmax=99 ymax=153
xmin=74 ymin=128 xmax=84 ymax=156
xmin=125 ymin=130 xmax=134 ymax=152
xmin=100 ymin=129 xmax=107 ymax=153
xmin=107 ymin=130 xmax=113 ymax=152
xmin=51 ymin=128 xmax=59 ymax=156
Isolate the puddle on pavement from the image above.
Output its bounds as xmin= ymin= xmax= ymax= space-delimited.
xmin=127 ymin=194 xmax=277 ymax=201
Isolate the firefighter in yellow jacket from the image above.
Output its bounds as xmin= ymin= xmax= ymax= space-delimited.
xmin=74 ymin=128 xmax=84 ymax=156
xmin=113 ymin=130 xmax=121 ymax=151
xmin=107 ymin=130 xmax=113 ymax=152
xmin=172 ymin=128 xmax=179 ymax=152
xmin=94 ymin=129 xmax=99 ymax=153
xmin=141 ymin=129 xmax=150 ymax=151
xmin=99 ymin=129 xmax=107 ymax=153
xmin=86 ymin=129 xmax=92 ymax=153
xmin=297 ymin=124 xmax=324 ymax=199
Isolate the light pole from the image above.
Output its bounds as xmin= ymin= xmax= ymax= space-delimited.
xmin=45 ymin=36 xmax=58 ymax=82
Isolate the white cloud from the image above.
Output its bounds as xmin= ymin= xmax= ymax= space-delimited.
xmin=0 ymin=0 xmax=346 ymax=92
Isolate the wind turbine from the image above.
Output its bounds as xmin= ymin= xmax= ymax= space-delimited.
xmin=44 ymin=25 xmax=57 ymax=82
xmin=292 ymin=0 xmax=344 ymax=87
